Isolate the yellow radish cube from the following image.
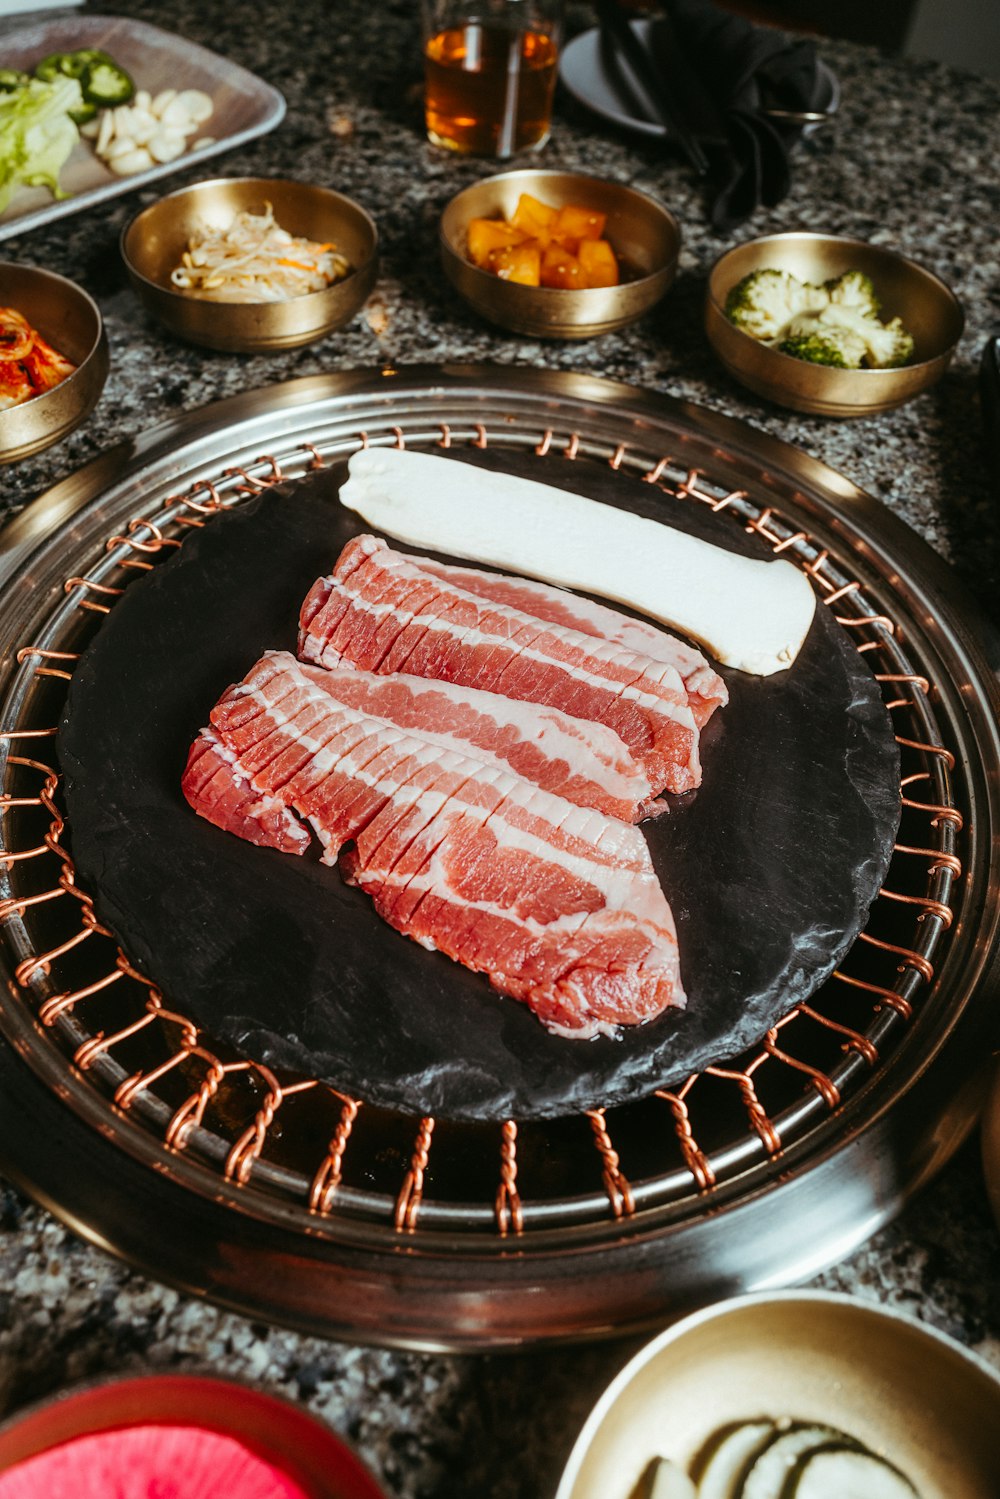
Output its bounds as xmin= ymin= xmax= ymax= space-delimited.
xmin=540 ymin=243 xmax=586 ymax=289
xmin=553 ymin=204 xmax=607 ymax=248
xmin=488 ymin=240 xmax=542 ymax=285
xmin=510 ymin=193 xmax=559 ymax=244
xmin=467 ymin=217 xmax=527 ymax=267
xmin=578 ymin=237 xmax=620 ymax=288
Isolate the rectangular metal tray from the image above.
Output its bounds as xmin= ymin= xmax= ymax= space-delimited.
xmin=0 ymin=13 xmax=285 ymax=240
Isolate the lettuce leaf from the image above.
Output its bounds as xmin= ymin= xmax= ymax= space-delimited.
xmin=0 ymin=74 xmax=82 ymax=215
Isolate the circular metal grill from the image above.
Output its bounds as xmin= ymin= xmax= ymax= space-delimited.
xmin=0 ymin=368 xmax=997 ymax=1348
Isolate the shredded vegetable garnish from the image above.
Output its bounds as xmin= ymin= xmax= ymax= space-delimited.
xmin=0 ymin=73 xmax=81 ymax=214
xmin=169 ymin=203 xmax=352 ymax=302
xmin=0 ymin=306 xmax=76 ymax=409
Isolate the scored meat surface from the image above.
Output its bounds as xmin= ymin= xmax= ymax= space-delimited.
xmin=200 ymin=649 xmax=660 ymax=824
xmin=182 ymin=651 xmax=686 ymax=1036
xmin=299 ymin=534 xmax=702 ymax=796
xmin=181 ymin=727 xmax=312 ymax=855
xmin=415 ymin=555 xmax=729 ymax=729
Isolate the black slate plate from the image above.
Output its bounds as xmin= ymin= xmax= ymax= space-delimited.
xmin=59 ymin=448 xmax=901 ymax=1120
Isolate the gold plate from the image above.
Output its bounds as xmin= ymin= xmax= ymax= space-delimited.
xmin=558 ymin=1292 xmax=1000 ymax=1499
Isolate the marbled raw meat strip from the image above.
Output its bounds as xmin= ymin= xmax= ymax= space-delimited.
xmin=415 ymin=555 xmax=728 ymax=729
xmin=201 ymin=648 xmax=659 ymax=823
xmin=182 ymin=654 xmax=685 ymax=1036
xmin=299 ymin=535 xmax=702 ymax=796
xmin=181 ymin=727 xmax=310 ymax=854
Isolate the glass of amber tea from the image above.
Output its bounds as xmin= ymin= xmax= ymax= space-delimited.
xmin=422 ymin=0 xmax=564 ymax=158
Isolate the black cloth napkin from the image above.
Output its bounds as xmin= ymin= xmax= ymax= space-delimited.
xmin=665 ymin=0 xmax=822 ymax=229
xmin=602 ymin=0 xmax=825 ymax=230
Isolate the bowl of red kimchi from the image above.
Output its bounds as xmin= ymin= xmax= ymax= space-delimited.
xmin=0 ymin=264 xmax=108 ymax=464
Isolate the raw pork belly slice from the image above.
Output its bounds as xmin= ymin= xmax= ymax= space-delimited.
xmin=183 ymin=654 xmax=686 ymax=1035
xmin=299 ymin=535 xmax=702 ymax=796
xmin=417 ymin=556 xmax=729 ymax=729
xmin=182 ymin=728 xmax=310 ymax=854
xmin=205 ymin=649 xmax=659 ymax=823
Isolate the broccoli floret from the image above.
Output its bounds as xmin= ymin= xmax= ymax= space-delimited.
xmin=778 ymin=332 xmax=849 ymax=367
xmin=727 ymin=265 xmax=915 ymax=369
xmin=783 ymin=311 xmax=869 ymax=367
xmin=814 ymin=304 xmax=914 ymax=368
xmin=825 ymin=269 xmax=880 ymax=317
xmin=725 ymin=268 xmax=828 ymax=341
xmin=863 ymin=315 xmax=914 ymax=368
xmin=778 ymin=311 xmax=870 ymax=368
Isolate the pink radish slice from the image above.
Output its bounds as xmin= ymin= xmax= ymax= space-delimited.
xmin=0 ymin=1423 xmax=312 ymax=1499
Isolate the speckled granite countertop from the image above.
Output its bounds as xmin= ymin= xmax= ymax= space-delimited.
xmin=1 ymin=3 xmax=1000 ymax=1496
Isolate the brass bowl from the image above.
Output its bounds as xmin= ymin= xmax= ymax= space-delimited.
xmin=705 ymin=232 xmax=964 ymax=418
xmin=557 ymin=1292 xmax=1000 ymax=1499
xmin=0 ymin=264 xmax=108 ymax=465
xmin=121 ymin=177 xmax=378 ymax=353
xmin=440 ymin=169 xmax=680 ymax=339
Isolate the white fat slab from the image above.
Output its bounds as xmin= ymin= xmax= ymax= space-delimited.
xmin=339 ymin=448 xmax=817 ymax=677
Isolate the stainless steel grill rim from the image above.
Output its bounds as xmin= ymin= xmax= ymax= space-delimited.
xmin=0 ymin=367 xmax=996 ymax=1347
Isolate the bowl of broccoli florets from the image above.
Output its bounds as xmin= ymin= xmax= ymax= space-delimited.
xmin=705 ymin=233 xmax=964 ymax=417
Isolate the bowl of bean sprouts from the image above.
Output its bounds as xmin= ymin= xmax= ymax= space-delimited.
xmin=120 ymin=177 xmax=378 ymax=352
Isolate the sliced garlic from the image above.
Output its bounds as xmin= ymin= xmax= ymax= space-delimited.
xmin=92 ymin=83 xmax=216 ymax=176
xmin=126 ymin=109 xmax=159 ymax=147
xmin=110 ymin=148 xmax=155 ymax=176
xmin=176 ymin=89 xmax=213 ymax=124
xmin=103 ymin=134 xmax=139 ymax=161
xmin=96 ymin=108 xmax=116 ymax=155
xmin=158 ymin=96 xmax=195 ymax=129
xmin=148 ymin=130 xmax=187 ymax=163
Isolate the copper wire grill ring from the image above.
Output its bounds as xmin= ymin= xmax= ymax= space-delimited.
xmin=0 ymin=451 xmax=960 ymax=1222
xmin=0 ymin=401 xmax=971 ymax=1242
xmin=0 ymin=743 xmax=947 ymax=1211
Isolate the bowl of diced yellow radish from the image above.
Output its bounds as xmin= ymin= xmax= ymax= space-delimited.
xmin=439 ymin=169 xmax=680 ymax=339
